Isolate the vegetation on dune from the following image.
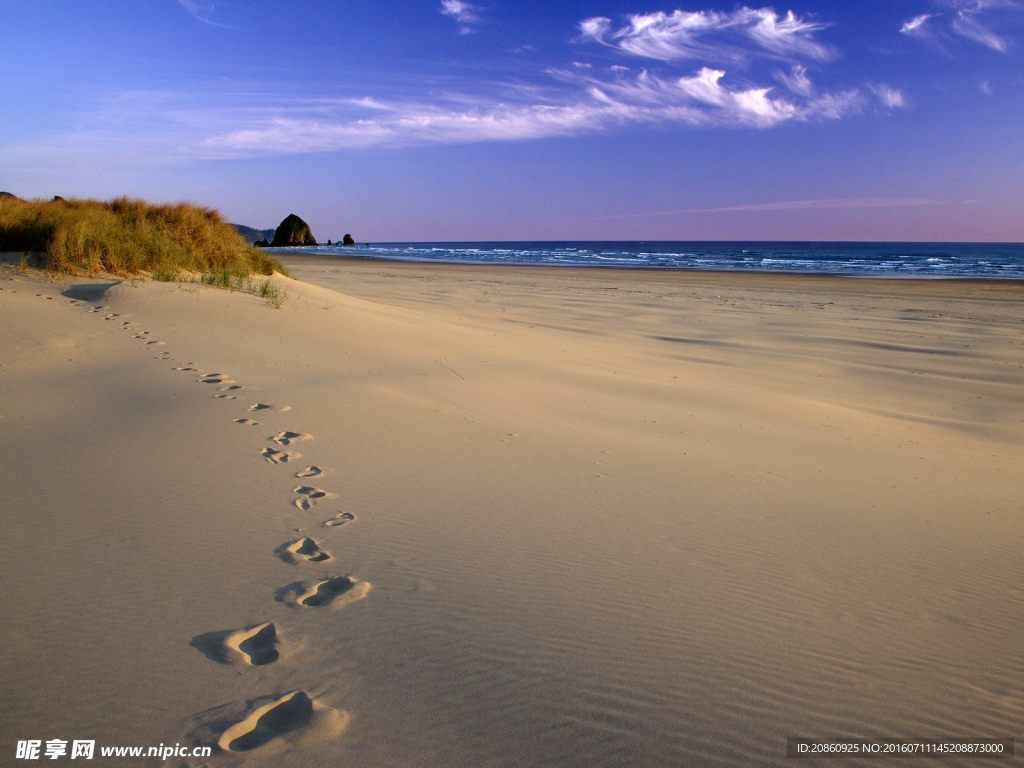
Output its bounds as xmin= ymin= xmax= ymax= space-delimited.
xmin=0 ymin=195 xmax=284 ymax=278
xmin=190 ymin=268 xmax=287 ymax=309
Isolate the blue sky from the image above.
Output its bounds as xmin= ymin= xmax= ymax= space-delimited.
xmin=1 ymin=0 xmax=1022 ymax=241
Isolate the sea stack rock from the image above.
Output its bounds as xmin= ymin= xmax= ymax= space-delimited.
xmin=342 ymin=233 xmax=355 ymax=246
xmin=270 ymin=213 xmax=317 ymax=247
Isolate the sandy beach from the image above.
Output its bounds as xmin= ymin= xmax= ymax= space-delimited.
xmin=1 ymin=257 xmax=1022 ymax=767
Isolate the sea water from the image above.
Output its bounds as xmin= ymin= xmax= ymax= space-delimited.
xmin=273 ymin=241 xmax=1024 ymax=278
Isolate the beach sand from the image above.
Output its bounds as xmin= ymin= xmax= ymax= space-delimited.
xmin=1 ymin=257 xmax=1022 ymax=766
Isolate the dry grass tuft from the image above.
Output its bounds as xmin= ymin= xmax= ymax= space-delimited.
xmin=0 ymin=196 xmax=284 ymax=278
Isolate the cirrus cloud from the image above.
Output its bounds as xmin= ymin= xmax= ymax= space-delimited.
xmin=440 ymin=0 xmax=482 ymax=34
xmin=579 ymin=7 xmax=835 ymax=64
xmin=1 ymin=4 xmax=910 ymax=166
xmin=900 ymin=0 xmax=1020 ymax=53
xmin=198 ymin=64 xmax=879 ymax=157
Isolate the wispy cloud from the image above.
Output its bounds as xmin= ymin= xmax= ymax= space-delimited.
xmin=196 ymin=64 xmax=874 ymax=155
xmin=900 ymin=0 xmax=1020 ymax=53
xmin=5 ymin=51 xmax=897 ymax=163
xmin=774 ymin=64 xmax=813 ymax=95
xmin=578 ymin=7 xmax=834 ymax=64
xmin=440 ymin=0 xmax=482 ymax=34
xmin=900 ymin=13 xmax=936 ymax=34
xmin=951 ymin=6 xmax=1008 ymax=51
xmin=176 ymin=0 xmax=227 ymax=28
xmin=613 ymin=197 xmax=947 ymax=218
xmin=869 ymin=84 xmax=907 ymax=108
xmin=0 ymin=4 xmax=907 ymax=164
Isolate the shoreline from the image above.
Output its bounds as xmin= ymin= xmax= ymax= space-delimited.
xmin=266 ymin=243 xmax=1024 ymax=282
xmin=277 ymin=251 xmax=1024 ymax=300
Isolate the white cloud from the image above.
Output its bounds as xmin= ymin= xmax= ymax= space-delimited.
xmin=774 ymin=64 xmax=813 ymax=95
xmin=613 ymin=197 xmax=946 ymax=218
xmin=191 ymin=64 xmax=877 ymax=156
xmin=901 ymin=1 xmax=1019 ymax=53
xmin=900 ymin=13 xmax=935 ymax=34
xmin=740 ymin=8 xmax=833 ymax=60
xmin=870 ymin=84 xmax=907 ymax=108
xmin=440 ymin=0 xmax=481 ymax=34
xmin=672 ymin=68 xmax=795 ymax=126
xmin=0 ymin=4 xmax=907 ymax=165
xmin=0 ymin=54 xmax=887 ymax=166
xmin=176 ymin=0 xmax=226 ymax=27
xmin=579 ymin=11 xmax=737 ymax=63
xmin=202 ymin=103 xmax=607 ymax=154
xmin=951 ymin=8 xmax=1008 ymax=51
xmin=578 ymin=7 xmax=833 ymax=64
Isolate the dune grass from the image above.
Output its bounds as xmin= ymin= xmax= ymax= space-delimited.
xmin=0 ymin=195 xmax=283 ymax=278
xmin=188 ymin=269 xmax=287 ymax=308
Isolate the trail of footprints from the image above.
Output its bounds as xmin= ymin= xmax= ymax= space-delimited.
xmin=62 ymin=292 xmax=368 ymax=754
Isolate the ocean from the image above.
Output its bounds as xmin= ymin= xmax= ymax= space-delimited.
xmin=272 ymin=241 xmax=1024 ymax=278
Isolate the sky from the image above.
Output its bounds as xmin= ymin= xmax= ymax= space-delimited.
xmin=1 ymin=0 xmax=1022 ymax=241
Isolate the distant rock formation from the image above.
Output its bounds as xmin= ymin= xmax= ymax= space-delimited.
xmin=0 ymin=191 xmax=18 ymax=200
xmin=342 ymin=233 xmax=355 ymax=246
xmin=271 ymin=214 xmax=316 ymax=247
xmin=231 ymin=223 xmax=276 ymax=245
xmin=52 ymin=195 xmax=65 ymax=202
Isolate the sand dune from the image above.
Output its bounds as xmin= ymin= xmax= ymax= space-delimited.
xmin=1 ymin=260 xmax=1022 ymax=766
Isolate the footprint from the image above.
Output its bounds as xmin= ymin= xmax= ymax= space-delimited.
xmin=323 ymin=512 xmax=356 ymax=528
xmin=234 ymin=418 xmax=259 ymax=426
xmin=294 ymin=486 xmax=331 ymax=499
xmin=295 ymin=466 xmax=322 ymax=479
xmin=296 ymin=576 xmax=372 ymax=608
xmin=145 ymin=339 xmax=165 ymax=346
xmin=261 ymin=448 xmax=300 ymax=464
xmin=199 ymin=374 xmax=233 ymax=384
xmin=292 ymin=486 xmax=335 ymax=510
xmin=172 ymin=366 xmax=196 ymax=372
xmin=214 ymin=394 xmax=238 ymax=400
xmin=219 ymin=384 xmax=243 ymax=391
xmin=217 ymin=691 xmax=346 ymax=753
xmin=271 ymin=431 xmax=312 ymax=446
xmin=194 ymin=622 xmax=281 ymax=666
xmin=225 ymin=622 xmax=280 ymax=666
xmin=248 ymin=403 xmax=273 ymax=411
xmin=279 ymin=537 xmax=331 ymax=564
